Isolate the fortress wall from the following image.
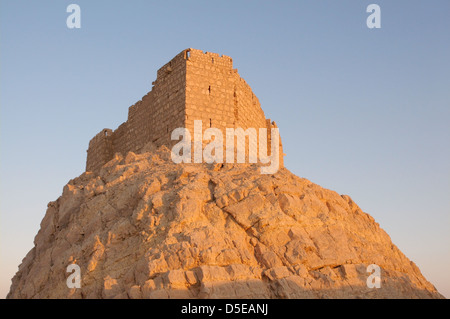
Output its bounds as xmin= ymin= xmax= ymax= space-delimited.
xmin=111 ymin=122 xmax=128 ymax=156
xmin=184 ymin=49 xmax=277 ymax=164
xmin=146 ymin=50 xmax=187 ymax=148
xmin=184 ymin=49 xmax=243 ymax=162
xmin=232 ymin=75 xmax=267 ymax=130
xmin=118 ymin=50 xmax=187 ymax=153
xmin=267 ymin=120 xmax=284 ymax=167
xmin=232 ymin=74 xmax=268 ymax=162
xmin=86 ymin=129 xmax=113 ymax=173
xmin=86 ymin=51 xmax=187 ymax=172
xmin=230 ymin=71 xmax=283 ymax=166
xmin=184 ymin=49 xmax=235 ymax=135
xmin=86 ymin=48 xmax=283 ymax=173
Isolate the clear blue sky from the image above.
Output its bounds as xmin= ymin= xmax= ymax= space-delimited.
xmin=1 ymin=0 xmax=449 ymax=298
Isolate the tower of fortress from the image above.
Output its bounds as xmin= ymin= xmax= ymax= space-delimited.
xmin=86 ymin=48 xmax=283 ymax=173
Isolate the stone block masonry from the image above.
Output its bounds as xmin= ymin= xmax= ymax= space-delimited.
xmin=86 ymin=49 xmax=284 ymax=173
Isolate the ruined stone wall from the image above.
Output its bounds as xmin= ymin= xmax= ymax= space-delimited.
xmin=114 ymin=50 xmax=187 ymax=155
xmin=86 ymin=48 xmax=283 ymax=173
xmin=86 ymin=129 xmax=114 ymax=173
xmin=86 ymin=51 xmax=187 ymax=172
xmin=184 ymin=49 xmax=235 ymax=133
xmin=184 ymin=49 xmax=283 ymax=165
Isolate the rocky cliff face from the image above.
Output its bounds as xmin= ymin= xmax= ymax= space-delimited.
xmin=7 ymin=145 xmax=443 ymax=298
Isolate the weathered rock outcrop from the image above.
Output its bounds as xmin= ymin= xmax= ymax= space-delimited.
xmin=7 ymin=146 xmax=443 ymax=298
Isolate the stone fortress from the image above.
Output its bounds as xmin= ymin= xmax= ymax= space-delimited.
xmin=9 ymin=49 xmax=444 ymax=300
xmin=86 ymin=48 xmax=283 ymax=173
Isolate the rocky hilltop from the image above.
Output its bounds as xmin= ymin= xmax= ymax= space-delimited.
xmin=7 ymin=145 xmax=443 ymax=298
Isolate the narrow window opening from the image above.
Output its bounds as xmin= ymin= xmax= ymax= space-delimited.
xmin=208 ymin=86 xmax=211 ymax=94
xmin=186 ymin=50 xmax=191 ymax=59
xmin=233 ymin=88 xmax=238 ymax=124
xmin=212 ymin=58 xmax=214 ymax=64
xmin=209 ymin=118 xmax=212 ymax=127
